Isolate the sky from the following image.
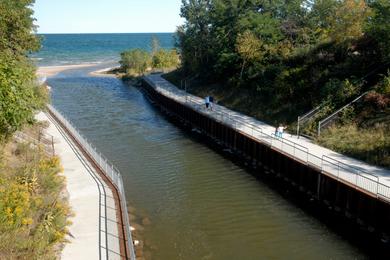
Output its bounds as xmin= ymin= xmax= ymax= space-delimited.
xmin=33 ymin=0 xmax=184 ymax=34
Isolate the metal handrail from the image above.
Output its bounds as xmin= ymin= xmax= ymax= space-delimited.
xmin=145 ymin=75 xmax=390 ymax=202
xmin=47 ymin=105 xmax=136 ymax=260
xmin=14 ymin=131 xmax=55 ymax=156
xmin=318 ymin=91 xmax=369 ymax=135
xmin=297 ymin=105 xmax=323 ymax=137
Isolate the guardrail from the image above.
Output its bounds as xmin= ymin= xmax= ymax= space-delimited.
xmin=297 ymin=105 xmax=323 ymax=138
xmin=318 ymin=91 xmax=368 ymax=136
xmin=47 ymin=105 xmax=136 ymax=260
xmin=144 ymin=76 xmax=390 ymax=202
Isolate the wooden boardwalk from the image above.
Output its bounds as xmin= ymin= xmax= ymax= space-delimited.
xmin=144 ymin=74 xmax=390 ymax=202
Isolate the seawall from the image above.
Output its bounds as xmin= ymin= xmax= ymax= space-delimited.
xmin=141 ymin=75 xmax=390 ymax=255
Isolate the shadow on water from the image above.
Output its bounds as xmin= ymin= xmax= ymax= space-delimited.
xmin=47 ymin=65 xmax=375 ymax=260
xmin=140 ymin=83 xmax=390 ymax=259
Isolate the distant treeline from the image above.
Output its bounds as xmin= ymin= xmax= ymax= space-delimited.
xmin=120 ymin=37 xmax=180 ymax=76
xmin=176 ymin=0 xmax=390 ymax=112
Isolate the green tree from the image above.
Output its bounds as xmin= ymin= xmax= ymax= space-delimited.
xmin=177 ymin=0 xmax=212 ymax=74
xmin=152 ymin=49 xmax=180 ymax=70
xmin=120 ymin=49 xmax=151 ymax=75
xmin=236 ymin=31 xmax=263 ymax=79
xmin=365 ymin=0 xmax=390 ymax=62
xmin=328 ymin=0 xmax=371 ymax=43
xmin=0 ymin=0 xmax=45 ymax=141
xmin=0 ymin=0 xmax=40 ymax=56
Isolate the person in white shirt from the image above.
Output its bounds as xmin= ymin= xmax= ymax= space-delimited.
xmin=205 ymin=96 xmax=210 ymax=109
xmin=278 ymin=125 xmax=287 ymax=138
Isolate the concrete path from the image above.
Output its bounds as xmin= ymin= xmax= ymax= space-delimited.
xmin=144 ymin=74 xmax=390 ymax=201
xmin=36 ymin=112 xmax=123 ymax=260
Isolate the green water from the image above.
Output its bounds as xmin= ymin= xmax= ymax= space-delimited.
xmin=49 ymin=65 xmax=366 ymax=259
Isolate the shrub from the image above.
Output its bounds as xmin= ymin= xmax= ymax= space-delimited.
xmin=120 ymin=49 xmax=151 ymax=76
xmin=0 ymin=141 xmax=71 ymax=259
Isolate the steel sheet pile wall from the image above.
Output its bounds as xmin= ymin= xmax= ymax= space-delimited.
xmin=142 ymin=79 xmax=390 ymax=241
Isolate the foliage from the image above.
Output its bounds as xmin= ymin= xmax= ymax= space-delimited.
xmin=174 ymin=0 xmax=390 ymax=122
xmin=170 ymin=0 xmax=390 ymax=167
xmin=328 ymin=0 xmax=371 ymax=43
xmin=365 ymin=0 xmax=390 ymax=62
xmin=152 ymin=49 xmax=180 ymax=70
xmin=316 ymin=124 xmax=390 ymax=168
xmin=0 ymin=0 xmax=40 ymax=55
xmin=0 ymin=0 xmax=46 ymax=142
xmin=0 ymin=135 xmax=71 ymax=259
xmin=120 ymin=49 xmax=151 ymax=76
xmin=236 ymin=31 xmax=263 ymax=79
xmin=120 ymin=37 xmax=180 ymax=76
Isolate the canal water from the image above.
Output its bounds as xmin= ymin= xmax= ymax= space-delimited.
xmin=49 ymin=65 xmax=365 ymax=259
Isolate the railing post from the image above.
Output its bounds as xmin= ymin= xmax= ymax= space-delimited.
xmin=297 ymin=116 xmax=300 ymax=139
xmin=337 ymin=162 xmax=340 ymax=180
xmin=318 ymin=122 xmax=321 ymax=136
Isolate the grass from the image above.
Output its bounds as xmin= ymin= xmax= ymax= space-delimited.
xmin=0 ymin=123 xmax=72 ymax=259
xmin=316 ymin=124 xmax=390 ymax=169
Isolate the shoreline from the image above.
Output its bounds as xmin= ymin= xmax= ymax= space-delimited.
xmin=37 ymin=63 xmax=99 ymax=78
xmin=89 ymin=66 xmax=120 ymax=77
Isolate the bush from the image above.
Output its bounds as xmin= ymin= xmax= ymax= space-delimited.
xmin=120 ymin=49 xmax=151 ymax=76
xmin=0 ymin=53 xmax=47 ymax=141
xmin=152 ymin=49 xmax=180 ymax=71
xmin=0 ymin=139 xmax=71 ymax=259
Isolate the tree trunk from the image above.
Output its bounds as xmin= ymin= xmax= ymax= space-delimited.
xmin=240 ymin=60 xmax=246 ymax=80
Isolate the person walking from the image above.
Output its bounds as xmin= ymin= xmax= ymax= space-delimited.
xmin=279 ymin=125 xmax=287 ymax=138
xmin=205 ymin=96 xmax=210 ymax=109
xmin=209 ymin=96 xmax=214 ymax=110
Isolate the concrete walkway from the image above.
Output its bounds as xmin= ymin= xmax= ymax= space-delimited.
xmin=144 ymin=74 xmax=390 ymax=202
xmin=36 ymin=112 xmax=123 ymax=260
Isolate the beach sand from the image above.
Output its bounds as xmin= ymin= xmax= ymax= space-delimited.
xmin=37 ymin=64 xmax=97 ymax=78
xmin=89 ymin=67 xmax=119 ymax=77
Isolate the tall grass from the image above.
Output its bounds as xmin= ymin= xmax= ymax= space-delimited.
xmin=316 ymin=124 xmax=390 ymax=168
xmin=0 ymin=126 xmax=71 ymax=259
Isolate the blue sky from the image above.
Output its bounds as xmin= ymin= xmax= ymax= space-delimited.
xmin=33 ymin=0 xmax=183 ymax=33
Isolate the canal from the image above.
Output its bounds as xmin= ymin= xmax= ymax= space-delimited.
xmin=49 ymin=65 xmax=365 ymax=259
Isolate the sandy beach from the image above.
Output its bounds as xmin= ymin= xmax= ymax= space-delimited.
xmin=89 ymin=66 xmax=119 ymax=77
xmin=37 ymin=64 xmax=98 ymax=78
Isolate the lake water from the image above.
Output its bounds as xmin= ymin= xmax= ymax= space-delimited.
xmin=43 ymin=34 xmax=366 ymax=259
xmin=32 ymin=33 xmax=175 ymax=66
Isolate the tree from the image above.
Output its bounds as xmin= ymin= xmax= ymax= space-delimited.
xmin=152 ymin=49 xmax=180 ymax=70
xmin=328 ymin=0 xmax=371 ymax=43
xmin=0 ymin=0 xmax=40 ymax=55
xmin=365 ymin=0 xmax=390 ymax=62
xmin=236 ymin=31 xmax=263 ymax=79
xmin=151 ymin=35 xmax=160 ymax=56
xmin=120 ymin=49 xmax=151 ymax=75
xmin=0 ymin=0 xmax=45 ymax=141
xmin=177 ymin=0 xmax=213 ymax=74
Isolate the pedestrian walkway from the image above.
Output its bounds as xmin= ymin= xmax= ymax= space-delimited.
xmin=144 ymin=74 xmax=390 ymax=202
xmin=36 ymin=112 xmax=124 ymax=259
